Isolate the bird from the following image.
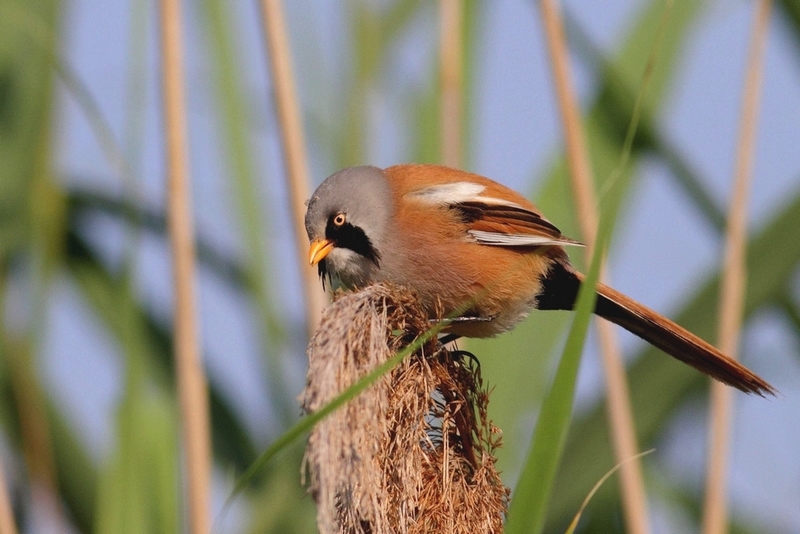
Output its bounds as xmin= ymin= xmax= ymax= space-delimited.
xmin=304 ymin=163 xmax=775 ymax=396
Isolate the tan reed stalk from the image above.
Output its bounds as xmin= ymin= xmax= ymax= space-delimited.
xmin=259 ymin=0 xmax=327 ymax=335
xmin=702 ymin=2 xmax=772 ymax=532
xmin=7 ymin=341 xmax=59 ymax=533
xmin=0 ymin=268 xmax=58 ymax=533
xmin=538 ymin=1 xmax=649 ymax=532
xmin=160 ymin=0 xmax=211 ymax=532
xmin=0 ymin=457 xmax=17 ymax=534
xmin=440 ymin=0 xmax=463 ymax=168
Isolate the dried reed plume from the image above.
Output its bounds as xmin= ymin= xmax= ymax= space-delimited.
xmin=302 ymin=284 xmax=509 ymax=534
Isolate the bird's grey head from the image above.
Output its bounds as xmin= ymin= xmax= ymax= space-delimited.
xmin=305 ymin=166 xmax=394 ymax=289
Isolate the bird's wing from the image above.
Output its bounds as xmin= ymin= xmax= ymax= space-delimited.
xmin=406 ymin=182 xmax=583 ymax=248
xmin=454 ymin=201 xmax=583 ymax=247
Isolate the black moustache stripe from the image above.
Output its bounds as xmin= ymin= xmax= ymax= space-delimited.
xmin=325 ymin=220 xmax=381 ymax=267
xmin=317 ymin=259 xmax=330 ymax=289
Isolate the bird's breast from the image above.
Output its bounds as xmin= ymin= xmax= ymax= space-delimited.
xmin=381 ymin=228 xmax=556 ymax=337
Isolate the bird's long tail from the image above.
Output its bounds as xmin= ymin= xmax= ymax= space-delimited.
xmin=537 ymin=262 xmax=775 ymax=396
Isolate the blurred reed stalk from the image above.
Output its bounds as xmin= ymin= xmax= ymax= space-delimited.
xmin=259 ymin=0 xmax=327 ymax=336
xmin=8 ymin=341 xmax=63 ymax=531
xmin=702 ymin=1 xmax=772 ymax=533
xmin=160 ymin=0 xmax=211 ymax=532
xmin=0 ymin=274 xmax=15 ymax=534
xmin=538 ymin=1 xmax=649 ymax=533
xmin=0 ymin=457 xmax=16 ymax=534
xmin=439 ymin=0 xmax=463 ymax=168
xmin=2 ymin=261 xmax=63 ymax=527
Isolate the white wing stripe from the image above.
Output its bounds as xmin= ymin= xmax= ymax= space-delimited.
xmin=406 ymin=182 xmax=531 ymax=210
xmin=406 ymin=182 xmax=486 ymax=204
xmin=469 ymin=230 xmax=584 ymax=247
xmin=471 ymin=195 xmax=526 ymax=209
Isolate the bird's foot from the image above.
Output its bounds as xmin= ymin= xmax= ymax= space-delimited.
xmin=431 ymin=315 xmax=495 ymax=345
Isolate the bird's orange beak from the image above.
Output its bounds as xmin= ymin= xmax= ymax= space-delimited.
xmin=308 ymin=239 xmax=335 ymax=265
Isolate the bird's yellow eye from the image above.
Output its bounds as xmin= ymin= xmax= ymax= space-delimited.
xmin=333 ymin=213 xmax=346 ymax=226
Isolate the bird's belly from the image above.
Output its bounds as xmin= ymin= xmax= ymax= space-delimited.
xmin=379 ymin=241 xmax=553 ymax=338
xmin=389 ymin=271 xmax=542 ymax=338
xmin=440 ymin=291 xmax=539 ymax=338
